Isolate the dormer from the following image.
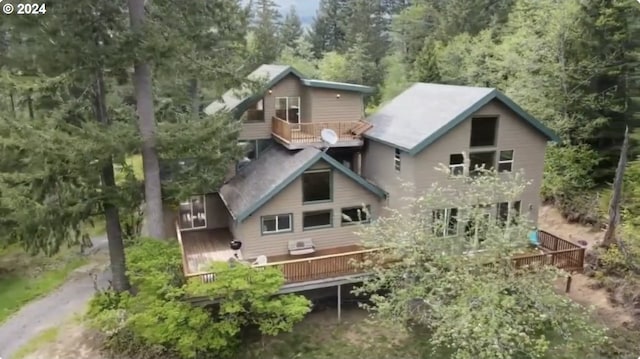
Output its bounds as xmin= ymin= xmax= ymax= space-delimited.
xmin=204 ymin=65 xmax=375 ymax=150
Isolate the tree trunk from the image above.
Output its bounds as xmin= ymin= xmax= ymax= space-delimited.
xmin=188 ymin=78 xmax=199 ymax=119
xmin=128 ymin=0 xmax=166 ymax=239
xmin=602 ymin=126 xmax=629 ymax=248
xmin=9 ymin=92 xmax=16 ymax=118
xmin=27 ymin=92 xmax=34 ymax=120
xmin=94 ymin=68 xmax=131 ymax=292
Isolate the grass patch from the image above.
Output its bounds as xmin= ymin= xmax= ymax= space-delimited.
xmin=12 ymin=326 xmax=60 ymax=359
xmin=83 ymin=217 xmax=106 ymax=237
xmin=115 ymin=154 xmax=143 ymax=184
xmin=0 ymin=244 xmax=88 ymax=324
xmin=0 ymin=256 xmax=87 ymax=323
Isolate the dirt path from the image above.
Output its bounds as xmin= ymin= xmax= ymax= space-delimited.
xmin=0 ymin=235 xmax=111 ymax=359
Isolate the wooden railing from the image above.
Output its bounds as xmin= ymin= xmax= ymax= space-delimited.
xmin=271 ymin=116 xmax=366 ymax=145
xmin=175 ymin=222 xmax=189 ymax=276
xmin=512 ymin=230 xmax=585 ymax=272
xmin=254 ymin=248 xmax=382 ymax=283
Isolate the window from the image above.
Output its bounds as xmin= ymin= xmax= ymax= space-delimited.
xmin=341 ymin=206 xmax=370 ymax=225
xmin=449 ymin=153 xmax=464 ymax=176
xmin=394 ymin=148 xmax=401 ymax=172
xmin=465 ymin=213 xmax=491 ymax=242
xmin=432 ymin=208 xmax=458 ymax=237
xmin=470 ymin=117 xmax=498 ymax=147
xmin=303 ymin=210 xmax=333 ymax=230
xmin=236 ymin=139 xmax=273 ymax=171
xmin=178 ymin=195 xmax=207 ymax=230
xmin=496 ymin=201 xmax=521 ymax=225
xmin=302 ymin=169 xmax=332 ymax=203
xmin=275 ymin=97 xmax=300 ymax=123
xmin=498 ymin=150 xmax=514 ymax=172
xmin=243 ymin=99 xmax=264 ymax=122
xmin=261 ymin=214 xmax=292 ymax=234
xmin=469 ymin=151 xmax=495 ymax=176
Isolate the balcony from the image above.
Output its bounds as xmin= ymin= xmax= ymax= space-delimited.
xmin=271 ymin=116 xmax=372 ymax=149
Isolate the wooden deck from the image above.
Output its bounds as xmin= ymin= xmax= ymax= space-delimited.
xmin=179 ymin=229 xmax=585 ymax=285
xmin=271 ymin=116 xmax=370 ymax=149
xmin=177 ymin=228 xmax=239 ymax=274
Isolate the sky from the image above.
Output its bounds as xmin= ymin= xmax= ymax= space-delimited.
xmin=273 ymin=0 xmax=320 ymax=25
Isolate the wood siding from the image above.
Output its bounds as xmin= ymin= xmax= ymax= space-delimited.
xmin=371 ymin=99 xmax=548 ymax=224
xmin=235 ymin=161 xmax=382 ymax=259
xmin=239 ymin=74 xmax=303 ymax=140
xmin=309 ymin=89 xmax=364 ymax=122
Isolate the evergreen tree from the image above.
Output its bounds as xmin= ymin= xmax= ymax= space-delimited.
xmin=308 ymin=0 xmax=348 ymax=57
xmin=280 ymin=5 xmax=303 ymax=50
xmin=343 ymin=0 xmax=389 ymax=66
xmin=410 ymin=38 xmax=440 ymax=83
xmin=250 ymin=0 xmax=282 ymax=64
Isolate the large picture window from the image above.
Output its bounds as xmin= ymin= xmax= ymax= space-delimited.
xmin=302 ymin=169 xmax=332 ymax=203
xmin=470 ymin=117 xmax=498 ymax=147
xmin=178 ymin=195 xmax=207 ymax=230
xmin=261 ymin=214 xmax=292 ymax=234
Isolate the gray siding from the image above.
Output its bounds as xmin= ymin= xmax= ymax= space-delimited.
xmin=239 ymin=74 xmax=303 ymax=140
xmin=309 ymin=89 xmax=364 ymax=122
xmin=235 ymin=161 xmax=382 ymax=259
xmin=380 ymin=99 xmax=547 ymax=224
xmin=163 ymin=193 xmax=233 ymax=237
xmin=300 ymin=86 xmax=313 ymax=123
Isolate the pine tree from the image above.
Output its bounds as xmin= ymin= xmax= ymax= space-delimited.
xmin=308 ymin=0 xmax=348 ymax=57
xmin=411 ymin=38 xmax=440 ymax=83
xmin=250 ymin=0 xmax=282 ymax=64
xmin=280 ymin=5 xmax=303 ymax=50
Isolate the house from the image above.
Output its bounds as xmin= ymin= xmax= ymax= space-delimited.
xmin=168 ymin=65 xmax=561 ymax=286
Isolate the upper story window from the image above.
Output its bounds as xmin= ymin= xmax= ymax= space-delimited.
xmin=244 ymin=99 xmax=264 ymax=122
xmin=178 ymin=195 xmax=206 ymax=230
xmin=261 ymin=213 xmax=292 ymax=235
xmin=469 ymin=151 xmax=495 ymax=177
xmin=302 ymin=169 xmax=332 ymax=203
xmin=394 ymin=148 xmax=401 ymax=172
xmin=449 ymin=153 xmax=464 ymax=176
xmin=470 ymin=117 xmax=498 ymax=147
xmin=498 ymin=150 xmax=514 ymax=172
xmin=275 ymin=97 xmax=300 ymax=124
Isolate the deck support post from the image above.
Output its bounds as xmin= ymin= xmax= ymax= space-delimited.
xmin=565 ymin=275 xmax=572 ymax=293
xmin=337 ymin=284 xmax=342 ymax=322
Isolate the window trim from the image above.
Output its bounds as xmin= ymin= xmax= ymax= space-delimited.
xmin=496 ymin=200 xmax=522 ymax=225
xmin=470 ymin=116 xmax=499 ymax=148
xmin=244 ymin=98 xmax=265 ymax=123
xmin=178 ymin=195 xmax=207 ymax=231
xmin=432 ymin=208 xmax=459 ymax=237
xmin=448 ymin=153 xmax=465 ymax=176
xmin=302 ymin=210 xmax=333 ymax=231
xmin=261 ymin=213 xmax=293 ymax=235
xmin=498 ymin=150 xmax=514 ymax=172
xmin=394 ymin=148 xmax=401 ymax=172
xmin=302 ymin=169 xmax=333 ymax=204
xmin=341 ymin=205 xmax=371 ymax=226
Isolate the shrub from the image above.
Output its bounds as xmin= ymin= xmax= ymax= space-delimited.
xmin=88 ymin=238 xmax=311 ymax=359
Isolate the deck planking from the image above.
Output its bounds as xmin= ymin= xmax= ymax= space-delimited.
xmin=180 ymin=228 xmax=239 ymax=274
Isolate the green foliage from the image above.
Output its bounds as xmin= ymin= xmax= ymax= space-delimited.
xmin=88 ymin=238 xmax=311 ymax=359
xmin=541 ymin=144 xmax=600 ymax=202
xmin=276 ymin=38 xmax=320 ymax=78
xmin=356 ymin=168 xmax=607 ymax=359
xmin=280 ymin=6 xmax=303 ymax=50
xmin=410 ymin=38 xmax=440 ymax=83
xmin=249 ymin=0 xmax=282 ymax=65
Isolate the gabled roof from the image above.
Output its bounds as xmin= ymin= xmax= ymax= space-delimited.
xmin=204 ymin=64 xmax=375 ymax=116
xmin=219 ymin=146 xmax=386 ymax=223
xmin=365 ymin=83 xmax=560 ymax=156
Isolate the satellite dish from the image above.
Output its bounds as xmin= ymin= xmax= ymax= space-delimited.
xmin=320 ymin=128 xmax=338 ymax=145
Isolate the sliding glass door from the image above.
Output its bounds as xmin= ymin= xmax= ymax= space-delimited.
xmin=275 ymin=97 xmax=300 ymax=124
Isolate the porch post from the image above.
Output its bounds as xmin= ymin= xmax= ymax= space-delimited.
xmin=337 ymin=284 xmax=342 ymax=322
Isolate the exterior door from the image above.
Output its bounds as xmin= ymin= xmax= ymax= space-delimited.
xmin=275 ymin=97 xmax=301 ymax=124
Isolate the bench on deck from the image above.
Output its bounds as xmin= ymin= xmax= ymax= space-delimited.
xmin=288 ymin=238 xmax=315 ymax=256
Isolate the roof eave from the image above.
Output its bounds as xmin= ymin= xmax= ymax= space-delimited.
xmin=301 ymin=79 xmax=376 ymax=94
xmin=319 ymin=152 xmax=387 ymax=198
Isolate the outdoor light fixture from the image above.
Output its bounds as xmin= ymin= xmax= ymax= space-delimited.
xmin=336 ymin=93 xmax=341 ymax=99
xmin=268 ymin=89 xmax=273 ymax=94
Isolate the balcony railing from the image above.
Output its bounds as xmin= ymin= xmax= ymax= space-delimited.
xmin=271 ymin=116 xmax=371 ymax=146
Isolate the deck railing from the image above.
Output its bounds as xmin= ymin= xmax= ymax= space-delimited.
xmin=271 ymin=116 xmax=367 ymax=145
xmin=512 ymin=230 xmax=585 ymax=272
xmin=182 ymin=231 xmax=585 ymax=284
